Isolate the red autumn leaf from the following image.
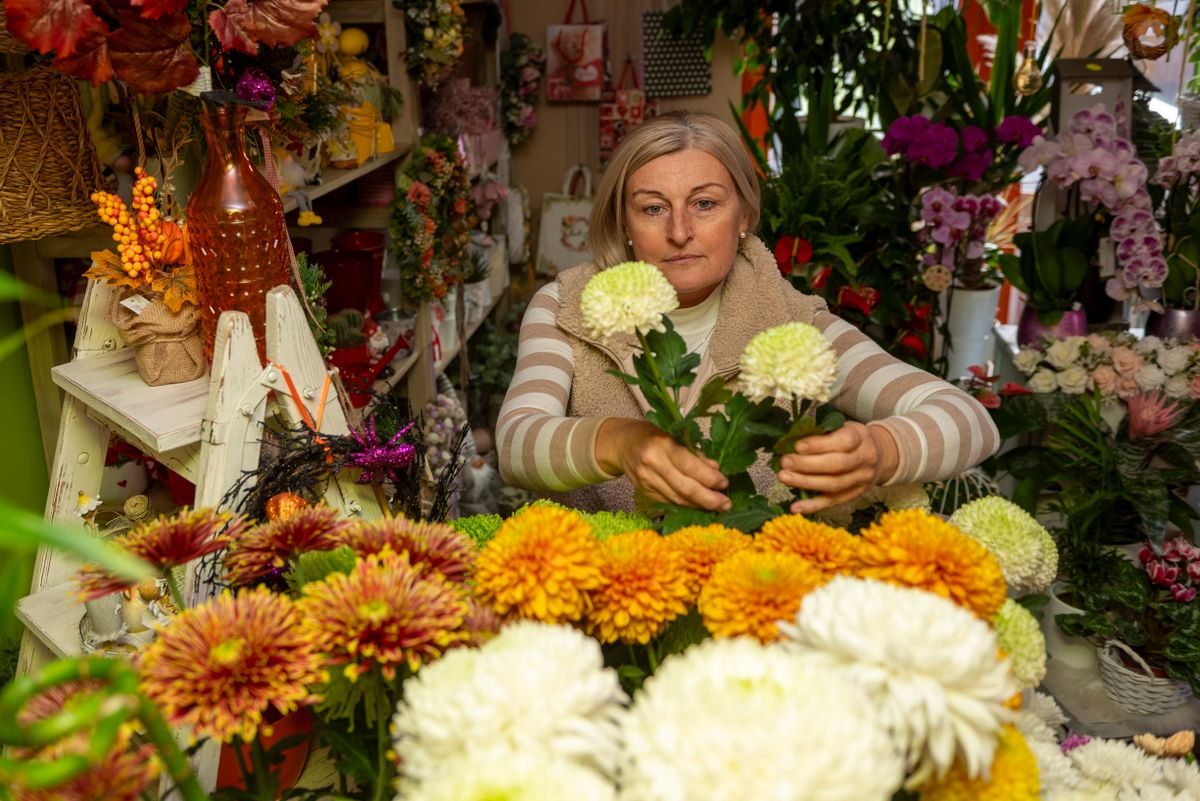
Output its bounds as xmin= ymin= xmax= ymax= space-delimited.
xmin=2 ymin=0 xmax=108 ymax=57
xmin=108 ymin=10 xmax=199 ymax=95
xmin=51 ymin=23 xmax=113 ymax=85
xmin=209 ymin=0 xmax=256 ymax=55
xmin=249 ymin=0 xmax=326 ymax=47
xmin=129 ymin=0 xmax=187 ymax=20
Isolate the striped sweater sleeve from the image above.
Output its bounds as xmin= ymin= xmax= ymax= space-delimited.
xmin=816 ymin=310 xmax=1000 ymax=485
xmin=496 ymin=282 xmax=615 ymax=492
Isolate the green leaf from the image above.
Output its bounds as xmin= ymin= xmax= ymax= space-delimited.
xmin=656 ymin=609 xmax=710 ymax=657
xmin=286 ymin=546 xmax=356 ymax=592
xmin=658 ymin=505 xmax=717 ymax=534
xmin=716 ymin=494 xmax=780 ymax=533
xmin=314 ymin=718 xmax=375 ymax=787
xmin=0 ymin=498 xmax=151 ymax=582
xmin=686 ymin=375 xmax=734 ymax=423
xmin=1165 ymin=633 xmax=1200 ymax=664
xmin=642 ymin=319 xmax=700 ymax=392
xmin=701 ymin=394 xmax=789 ymax=476
xmin=771 ymin=416 xmax=822 ymax=470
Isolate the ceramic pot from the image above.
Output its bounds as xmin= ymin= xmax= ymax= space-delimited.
xmin=312 ymin=249 xmax=374 ymax=315
xmin=1145 ymin=308 xmax=1200 ymax=340
xmin=216 ymin=707 xmax=312 ymax=798
xmin=1017 ymin=306 xmax=1088 ymax=348
xmin=1042 ymin=581 xmax=1099 ymax=672
xmin=944 ymin=285 xmax=1002 ymax=381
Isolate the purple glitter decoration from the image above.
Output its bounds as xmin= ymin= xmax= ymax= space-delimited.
xmin=347 ymin=419 xmax=417 ymax=485
xmin=236 ymin=68 xmax=276 ymax=111
xmin=1061 ymin=733 xmax=1092 ymax=753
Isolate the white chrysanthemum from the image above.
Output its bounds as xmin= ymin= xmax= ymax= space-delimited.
xmin=994 ymin=599 xmax=1047 ymax=689
xmin=737 ymin=322 xmax=839 ymax=404
xmin=401 ymin=752 xmax=616 ymax=801
xmin=619 ymin=637 xmax=904 ymax=801
xmin=1044 ymin=786 xmax=1120 ymax=801
xmin=949 ymin=496 xmax=1058 ymax=594
xmin=1015 ymin=689 xmax=1067 ymax=743
xmin=393 ymin=622 xmax=627 ymax=790
xmin=1014 ymin=348 xmax=1044 ymax=375
xmin=1158 ymin=758 xmax=1200 ymax=796
xmin=778 ymin=577 xmax=1015 ymax=785
xmin=1127 ymin=785 xmax=1195 ymax=801
xmin=580 ymin=261 xmax=678 ymax=340
xmin=1029 ymin=738 xmax=1090 ymax=796
xmin=1069 ymin=739 xmax=1165 ymax=788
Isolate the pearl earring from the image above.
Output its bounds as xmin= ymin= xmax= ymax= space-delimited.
xmin=739 ymin=231 xmax=747 ymax=240
xmin=626 ymin=239 xmax=633 ymax=247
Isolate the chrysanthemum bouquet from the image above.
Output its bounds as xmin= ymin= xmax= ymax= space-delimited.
xmin=580 ymin=262 xmax=844 ymax=530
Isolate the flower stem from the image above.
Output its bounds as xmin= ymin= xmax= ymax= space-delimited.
xmin=635 ymin=329 xmax=687 ymax=442
xmin=371 ymin=690 xmax=394 ymax=801
xmin=646 ymin=641 xmax=660 ymax=673
xmin=164 ymin=570 xmax=186 ymax=611
xmin=250 ymin=735 xmax=277 ymax=801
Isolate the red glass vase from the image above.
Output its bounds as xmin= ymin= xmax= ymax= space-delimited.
xmin=187 ymin=103 xmax=292 ymax=361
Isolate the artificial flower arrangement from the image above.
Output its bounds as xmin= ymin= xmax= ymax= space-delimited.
xmin=579 ymin=261 xmax=843 ymax=532
xmin=499 ymin=32 xmax=546 ymax=147
xmin=388 ymin=134 xmax=473 ymax=303
xmin=1148 ymin=129 xmax=1200 ymax=312
xmin=397 ymin=0 xmax=467 ymax=88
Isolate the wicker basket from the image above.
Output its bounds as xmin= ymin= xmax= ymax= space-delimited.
xmin=0 ymin=5 xmax=28 ymax=54
xmin=1097 ymin=640 xmax=1192 ymax=716
xmin=0 ymin=65 xmax=105 ymax=243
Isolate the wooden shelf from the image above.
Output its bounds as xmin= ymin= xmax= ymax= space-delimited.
xmin=283 ymin=150 xmax=404 ymax=213
xmin=307 ymin=204 xmax=391 ymax=230
xmin=433 ymin=289 xmax=503 ymax=376
xmin=327 ymin=0 xmax=384 ymax=23
xmin=373 ymin=346 xmax=421 ymax=394
xmin=16 ymin=581 xmax=84 ymax=659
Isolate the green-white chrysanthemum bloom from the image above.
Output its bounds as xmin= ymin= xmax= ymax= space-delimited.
xmin=403 ymin=752 xmax=616 ymax=801
xmin=949 ymin=496 xmax=1058 ymax=595
xmin=580 ymin=261 xmax=678 ymax=340
xmin=994 ymin=599 xmax=1047 ymax=690
xmin=737 ymin=322 xmax=839 ymax=404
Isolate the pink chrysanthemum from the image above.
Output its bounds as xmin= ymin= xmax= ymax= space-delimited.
xmin=334 ymin=517 xmax=475 ymax=583
xmin=76 ymin=508 xmax=247 ymax=599
xmin=299 ymin=550 xmax=470 ymax=682
xmin=139 ymin=586 xmax=323 ymax=743
xmin=223 ymin=505 xmax=350 ymax=587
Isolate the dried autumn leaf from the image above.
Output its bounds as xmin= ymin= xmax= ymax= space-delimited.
xmin=208 ymin=0 xmax=256 ymax=55
xmin=128 ymin=0 xmax=187 ymax=20
xmin=108 ymin=10 xmax=199 ymax=95
xmin=51 ymin=24 xmax=113 ymax=86
xmin=2 ymin=0 xmax=107 ymax=58
xmin=85 ymin=250 xmax=142 ymax=293
xmin=249 ymin=0 xmax=326 ymax=47
xmin=151 ymin=263 xmax=197 ymax=314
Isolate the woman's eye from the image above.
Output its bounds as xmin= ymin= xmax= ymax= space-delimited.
xmin=695 ymin=199 xmax=715 ymax=211
xmin=644 ymin=204 xmax=665 ymax=215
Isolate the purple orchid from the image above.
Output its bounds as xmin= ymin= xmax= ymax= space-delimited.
xmin=997 ymin=115 xmax=1040 ymax=148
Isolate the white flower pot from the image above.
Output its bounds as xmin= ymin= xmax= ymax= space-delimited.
xmin=944 ymin=285 xmax=1002 ymax=382
xmin=1042 ymin=581 xmax=1099 ymax=672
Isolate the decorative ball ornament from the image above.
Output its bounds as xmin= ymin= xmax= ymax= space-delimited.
xmin=339 ymin=26 xmax=371 ymax=57
xmin=923 ymin=264 xmax=954 ymax=292
xmin=1014 ymin=42 xmax=1044 ymax=96
xmin=266 ymin=492 xmax=309 ymax=521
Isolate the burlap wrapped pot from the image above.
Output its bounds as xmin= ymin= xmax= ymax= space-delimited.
xmin=108 ymin=291 xmax=206 ymax=386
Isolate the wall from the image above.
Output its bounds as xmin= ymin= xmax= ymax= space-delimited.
xmin=505 ymin=0 xmax=744 ymax=236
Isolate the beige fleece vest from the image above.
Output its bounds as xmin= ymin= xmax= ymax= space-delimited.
xmin=552 ymin=235 xmax=828 ymax=513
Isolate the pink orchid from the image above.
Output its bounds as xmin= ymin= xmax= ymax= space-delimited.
xmin=1079 ymin=178 xmax=1119 ymax=209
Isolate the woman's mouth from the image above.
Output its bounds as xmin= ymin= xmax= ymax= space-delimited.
xmin=664 ymin=254 xmax=699 ymax=263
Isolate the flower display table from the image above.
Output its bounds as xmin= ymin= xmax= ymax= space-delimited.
xmin=1042 ymin=657 xmax=1200 ymax=739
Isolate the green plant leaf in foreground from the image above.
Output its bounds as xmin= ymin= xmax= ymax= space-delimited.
xmin=0 ymin=498 xmax=151 ymax=583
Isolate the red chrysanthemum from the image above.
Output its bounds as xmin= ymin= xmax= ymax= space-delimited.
xmin=223 ymin=505 xmax=350 ymax=587
xmin=15 ymin=743 xmax=161 ymax=801
xmin=138 ymin=586 xmax=323 ymax=743
xmin=334 ymin=516 xmax=476 ymax=583
xmin=76 ymin=508 xmax=247 ymax=599
xmin=299 ymin=550 xmax=470 ymax=682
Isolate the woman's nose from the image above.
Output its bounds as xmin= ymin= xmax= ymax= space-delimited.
xmin=667 ymin=209 xmax=692 ymax=244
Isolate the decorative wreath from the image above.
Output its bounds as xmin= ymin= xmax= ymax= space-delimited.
xmin=1122 ymin=3 xmax=1180 ymax=61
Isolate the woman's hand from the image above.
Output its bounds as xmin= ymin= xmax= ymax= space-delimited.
xmin=776 ymin=421 xmax=899 ymax=515
xmin=596 ymin=418 xmax=730 ymax=512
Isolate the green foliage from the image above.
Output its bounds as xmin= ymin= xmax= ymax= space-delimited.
xmin=1002 ymin=218 xmax=1092 ymax=319
xmin=449 ymin=513 xmax=504 ymax=547
xmin=296 ymin=251 xmax=337 ymax=357
xmin=285 ymin=546 xmax=357 ymax=592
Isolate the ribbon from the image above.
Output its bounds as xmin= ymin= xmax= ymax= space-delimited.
xmin=272 ymin=362 xmax=334 ymax=461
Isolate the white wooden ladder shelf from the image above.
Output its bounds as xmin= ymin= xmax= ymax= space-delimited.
xmin=16 ymin=280 xmax=387 ymax=793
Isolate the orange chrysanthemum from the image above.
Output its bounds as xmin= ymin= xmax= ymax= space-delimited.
xmin=76 ymin=508 xmax=247 ymax=599
xmin=756 ymin=514 xmax=861 ymax=575
xmin=699 ymin=549 xmax=829 ymax=642
xmin=15 ymin=743 xmax=161 ymax=801
xmin=139 ymin=586 xmax=322 ymax=743
xmin=856 ymin=509 xmax=1007 ymax=621
xmin=667 ymin=524 xmax=753 ymax=599
xmin=584 ymin=530 xmax=691 ymax=644
xmin=299 ymin=550 xmax=469 ymax=682
xmin=223 ymin=505 xmax=350 ymax=587
xmin=472 ymin=506 xmax=605 ymax=623
xmin=335 ymin=516 xmax=475 ymax=583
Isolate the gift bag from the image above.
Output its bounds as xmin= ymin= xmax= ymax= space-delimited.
xmin=642 ymin=10 xmax=712 ymax=98
xmin=537 ymin=165 xmax=593 ymax=276
xmin=545 ymin=0 xmax=606 ymax=102
xmin=599 ymin=56 xmax=659 ymax=168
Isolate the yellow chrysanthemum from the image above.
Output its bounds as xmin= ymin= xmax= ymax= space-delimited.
xmin=584 ymin=530 xmax=691 ymax=644
xmin=699 ymin=550 xmax=829 ymax=642
xmin=667 ymin=524 xmax=753 ymax=599
xmin=580 ymin=260 xmax=678 ymax=340
xmin=918 ymin=726 xmax=1039 ymax=801
xmin=737 ymin=322 xmax=839 ymax=403
xmin=857 ymin=509 xmax=1007 ymax=621
xmin=473 ymin=506 xmax=605 ymax=623
xmin=756 ymin=515 xmax=861 ymax=575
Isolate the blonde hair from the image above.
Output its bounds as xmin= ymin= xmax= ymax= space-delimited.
xmin=588 ymin=110 xmax=761 ymax=267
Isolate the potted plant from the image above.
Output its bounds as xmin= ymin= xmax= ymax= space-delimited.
xmin=998 ymin=218 xmax=1091 ymax=347
xmin=1144 ymin=131 xmax=1200 ymax=338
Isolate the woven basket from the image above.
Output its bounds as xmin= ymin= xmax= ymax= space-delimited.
xmin=1097 ymin=640 xmax=1192 ymax=716
xmin=0 ymin=65 xmax=105 ymax=243
xmin=0 ymin=5 xmax=28 ymax=54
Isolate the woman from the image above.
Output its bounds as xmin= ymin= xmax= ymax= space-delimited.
xmin=498 ymin=110 xmax=999 ymax=515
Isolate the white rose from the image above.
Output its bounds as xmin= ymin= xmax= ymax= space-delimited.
xmin=1045 ymin=337 xmax=1085 ymax=369
xmin=1165 ymin=375 xmax=1191 ymax=398
xmin=1056 ymin=365 xmax=1090 ymax=394
xmin=1014 ymin=349 xmax=1044 ymax=375
xmin=1135 ymin=364 xmax=1167 ymax=391
xmin=1157 ymin=345 xmax=1193 ymax=376
xmin=1133 ymin=335 xmax=1162 ymax=356
xmin=1028 ymin=369 xmax=1059 ymax=393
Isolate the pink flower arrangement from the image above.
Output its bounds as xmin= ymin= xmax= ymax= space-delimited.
xmin=1012 ymin=332 xmax=1199 ymax=401
xmin=1139 ymin=537 xmax=1200 ymax=604
xmin=884 ymin=113 xmax=1039 ymax=184
xmin=917 ymin=188 xmax=1002 ymax=276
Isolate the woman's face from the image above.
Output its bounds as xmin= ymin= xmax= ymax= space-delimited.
xmin=624 ymin=148 xmax=748 ymax=307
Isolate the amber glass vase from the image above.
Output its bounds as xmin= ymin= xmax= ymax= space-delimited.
xmin=187 ymin=102 xmax=291 ymax=361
